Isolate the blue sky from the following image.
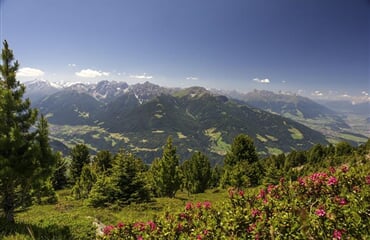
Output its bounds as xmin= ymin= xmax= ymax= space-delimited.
xmin=0 ymin=0 xmax=369 ymax=100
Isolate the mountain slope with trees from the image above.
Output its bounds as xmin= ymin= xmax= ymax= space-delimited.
xmin=221 ymin=89 xmax=368 ymax=145
xmin=32 ymin=84 xmax=328 ymax=163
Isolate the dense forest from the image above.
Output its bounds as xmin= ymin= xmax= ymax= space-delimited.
xmin=0 ymin=42 xmax=369 ymax=239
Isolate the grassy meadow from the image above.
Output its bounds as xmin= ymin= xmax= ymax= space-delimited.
xmin=1 ymin=188 xmax=231 ymax=240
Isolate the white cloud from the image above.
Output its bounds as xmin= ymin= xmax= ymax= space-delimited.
xmin=75 ymin=69 xmax=110 ymax=78
xmin=282 ymin=80 xmax=286 ymax=84
xmin=361 ymin=91 xmax=368 ymax=96
xmin=129 ymin=73 xmax=153 ymax=79
xmin=68 ymin=63 xmax=77 ymax=67
xmin=312 ymin=90 xmax=323 ymax=96
xmin=186 ymin=76 xmax=198 ymax=80
xmin=17 ymin=67 xmax=45 ymax=77
xmin=253 ymin=78 xmax=270 ymax=84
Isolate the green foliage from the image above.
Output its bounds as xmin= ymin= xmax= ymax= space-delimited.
xmin=72 ymin=165 xmax=97 ymax=200
xmin=88 ymin=150 xmax=150 ymax=207
xmin=209 ymin=164 xmax=223 ymax=188
xmin=1 ymin=142 xmax=369 ymax=239
xmin=308 ymin=143 xmax=325 ymax=163
xmin=335 ymin=141 xmax=353 ymax=156
xmin=93 ymin=150 xmax=113 ymax=174
xmin=0 ymin=41 xmax=54 ymax=222
xmin=99 ymin=160 xmax=370 ymax=239
xmin=262 ymin=154 xmax=285 ymax=185
xmin=39 ymin=83 xmax=330 ymax=164
xmin=285 ymin=150 xmax=306 ymax=168
xmin=222 ymin=134 xmax=260 ymax=189
xmin=182 ymin=151 xmax=211 ymax=194
xmin=31 ymin=114 xmax=57 ymax=204
xmin=110 ymin=150 xmax=150 ymax=205
xmin=87 ymin=174 xmax=117 ymax=207
xmin=150 ymin=137 xmax=181 ymax=198
xmin=224 ymin=134 xmax=258 ymax=166
xmin=52 ymin=152 xmax=68 ymax=190
xmin=70 ymin=144 xmax=90 ymax=184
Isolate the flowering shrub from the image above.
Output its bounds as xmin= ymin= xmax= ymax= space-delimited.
xmin=99 ymin=163 xmax=370 ymax=239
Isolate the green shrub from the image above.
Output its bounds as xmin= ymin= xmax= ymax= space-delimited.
xmin=99 ymin=162 xmax=370 ymax=239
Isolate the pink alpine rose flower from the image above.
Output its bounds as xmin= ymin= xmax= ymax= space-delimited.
xmin=251 ymin=209 xmax=261 ymax=217
xmin=147 ymin=221 xmax=156 ymax=231
xmin=365 ymin=175 xmax=370 ymax=185
xmin=203 ymin=201 xmax=212 ymax=209
xmin=185 ymin=202 xmax=193 ymax=211
xmin=315 ymin=208 xmax=326 ymax=217
xmin=117 ymin=222 xmax=124 ymax=228
xmin=333 ymin=229 xmax=344 ymax=239
xmin=327 ymin=176 xmax=338 ymax=186
xmin=103 ymin=225 xmax=114 ymax=235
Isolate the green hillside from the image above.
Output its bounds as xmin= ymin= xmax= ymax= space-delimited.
xmin=38 ymin=87 xmax=328 ymax=163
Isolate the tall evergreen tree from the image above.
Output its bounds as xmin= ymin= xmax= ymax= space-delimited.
xmin=182 ymin=151 xmax=211 ymax=194
xmin=87 ymin=150 xmax=150 ymax=206
xmin=209 ymin=164 xmax=223 ymax=188
xmin=52 ymin=152 xmax=68 ymax=190
xmin=0 ymin=41 xmax=54 ymax=222
xmin=93 ymin=150 xmax=113 ymax=174
xmin=110 ymin=150 xmax=150 ymax=205
xmin=72 ymin=164 xmax=97 ymax=199
xmin=224 ymin=134 xmax=258 ymax=166
xmin=150 ymin=137 xmax=181 ymax=198
xmin=221 ymin=134 xmax=259 ymax=189
xmin=32 ymin=114 xmax=57 ymax=204
xmin=308 ymin=144 xmax=325 ymax=164
xmin=335 ymin=141 xmax=353 ymax=156
xmin=70 ymin=144 xmax=90 ymax=184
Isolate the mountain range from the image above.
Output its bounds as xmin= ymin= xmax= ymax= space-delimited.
xmin=212 ymin=89 xmax=369 ymax=145
xmin=23 ymin=80 xmax=368 ymax=164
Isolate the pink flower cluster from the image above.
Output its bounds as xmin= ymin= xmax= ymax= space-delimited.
xmin=333 ymin=229 xmax=345 ymax=239
xmin=298 ymin=170 xmax=342 ymax=189
xmin=103 ymin=220 xmax=158 ymax=237
xmin=310 ymin=172 xmax=328 ymax=185
xmin=327 ymin=176 xmax=338 ymax=186
xmin=251 ymin=208 xmax=261 ymax=217
xmin=365 ymin=175 xmax=370 ymax=185
xmin=315 ymin=208 xmax=326 ymax=217
xmin=185 ymin=201 xmax=212 ymax=211
xmin=334 ymin=196 xmax=348 ymax=206
xmin=103 ymin=225 xmax=115 ymax=235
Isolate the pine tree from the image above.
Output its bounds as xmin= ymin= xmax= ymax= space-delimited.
xmin=182 ymin=151 xmax=211 ymax=194
xmin=0 ymin=41 xmax=54 ymax=222
xmin=224 ymin=134 xmax=258 ymax=166
xmin=87 ymin=174 xmax=116 ymax=207
xmin=110 ymin=150 xmax=150 ymax=205
xmin=335 ymin=141 xmax=353 ymax=156
xmin=221 ymin=134 xmax=259 ymax=189
xmin=93 ymin=150 xmax=112 ymax=174
xmin=32 ymin=114 xmax=57 ymax=204
xmin=72 ymin=164 xmax=97 ymax=199
xmin=150 ymin=137 xmax=181 ymax=198
xmin=209 ymin=164 xmax=223 ymax=188
xmin=52 ymin=152 xmax=68 ymax=190
xmin=87 ymin=150 xmax=150 ymax=207
xmin=308 ymin=144 xmax=325 ymax=164
xmin=70 ymin=144 xmax=90 ymax=184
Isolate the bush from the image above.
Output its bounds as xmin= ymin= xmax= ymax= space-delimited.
xmin=99 ymin=162 xmax=370 ymax=239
